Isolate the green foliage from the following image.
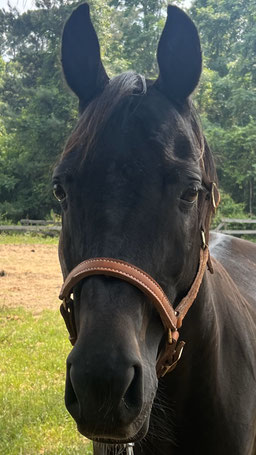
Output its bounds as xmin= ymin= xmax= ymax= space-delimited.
xmin=201 ymin=117 xmax=256 ymax=213
xmin=192 ymin=0 xmax=256 ymax=214
xmin=212 ymin=191 xmax=256 ymax=242
xmin=0 ymin=3 xmax=78 ymax=221
xmin=107 ymin=0 xmax=168 ymax=76
xmin=212 ymin=191 xmax=246 ymax=228
xmin=0 ymin=306 xmax=92 ymax=454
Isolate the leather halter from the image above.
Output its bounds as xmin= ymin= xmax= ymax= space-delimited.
xmin=59 ymin=244 xmax=209 ymax=378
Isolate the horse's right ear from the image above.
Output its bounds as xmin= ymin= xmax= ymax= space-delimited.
xmin=61 ymin=3 xmax=109 ymax=111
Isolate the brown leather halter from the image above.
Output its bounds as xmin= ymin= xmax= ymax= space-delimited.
xmin=59 ymin=242 xmax=210 ymax=378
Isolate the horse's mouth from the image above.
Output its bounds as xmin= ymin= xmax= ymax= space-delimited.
xmin=77 ymin=409 xmax=150 ymax=443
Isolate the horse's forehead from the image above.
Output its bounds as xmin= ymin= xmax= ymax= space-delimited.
xmin=56 ymin=90 xmax=199 ymax=180
xmin=127 ymin=90 xmax=190 ymax=140
xmin=93 ymin=95 xmax=193 ymax=163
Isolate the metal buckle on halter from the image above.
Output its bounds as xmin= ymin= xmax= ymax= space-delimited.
xmin=211 ymin=182 xmax=220 ymax=213
xmin=160 ymin=341 xmax=185 ymax=377
xmin=63 ymin=295 xmax=73 ymax=311
xmin=158 ymin=329 xmax=185 ymax=377
xmin=201 ymin=229 xmax=207 ymax=250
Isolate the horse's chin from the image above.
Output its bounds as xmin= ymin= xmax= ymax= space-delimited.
xmin=77 ymin=414 xmax=150 ymax=444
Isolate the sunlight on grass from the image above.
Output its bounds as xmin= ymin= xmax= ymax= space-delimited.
xmin=0 ymin=307 xmax=92 ymax=455
xmin=0 ymin=233 xmax=59 ymax=245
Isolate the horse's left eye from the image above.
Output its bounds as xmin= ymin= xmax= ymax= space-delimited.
xmin=53 ymin=183 xmax=66 ymax=202
xmin=180 ymin=187 xmax=199 ymax=203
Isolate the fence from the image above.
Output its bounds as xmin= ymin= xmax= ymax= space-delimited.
xmin=0 ymin=219 xmax=61 ymax=236
xmin=214 ymin=218 xmax=256 ymax=236
xmin=0 ymin=218 xmax=256 ymax=237
xmin=20 ymin=219 xmax=61 ymax=226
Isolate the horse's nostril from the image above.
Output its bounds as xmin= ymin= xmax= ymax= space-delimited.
xmin=122 ymin=365 xmax=142 ymax=411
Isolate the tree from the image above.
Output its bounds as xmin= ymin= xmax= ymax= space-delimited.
xmin=191 ymin=0 xmax=256 ymax=214
xmin=0 ymin=1 xmax=82 ymax=220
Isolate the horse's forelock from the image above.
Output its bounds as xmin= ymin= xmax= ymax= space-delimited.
xmin=62 ymin=71 xmax=147 ymax=160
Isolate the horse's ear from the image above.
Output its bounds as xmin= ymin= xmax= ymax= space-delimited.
xmin=61 ymin=3 xmax=109 ymax=110
xmin=155 ymin=6 xmax=202 ymax=102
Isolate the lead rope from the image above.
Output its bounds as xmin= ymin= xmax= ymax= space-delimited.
xmin=125 ymin=443 xmax=134 ymax=454
xmin=107 ymin=443 xmax=134 ymax=454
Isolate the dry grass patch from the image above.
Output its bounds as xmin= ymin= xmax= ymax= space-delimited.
xmin=0 ymin=243 xmax=62 ymax=313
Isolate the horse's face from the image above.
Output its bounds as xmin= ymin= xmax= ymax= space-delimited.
xmin=54 ymin=3 xmax=213 ymax=443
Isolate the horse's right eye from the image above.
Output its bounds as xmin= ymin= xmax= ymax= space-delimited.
xmin=53 ymin=183 xmax=66 ymax=202
xmin=180 ymin=186 xmax=199 ymax=204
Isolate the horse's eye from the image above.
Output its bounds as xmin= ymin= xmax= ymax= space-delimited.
xmin=180 ymin=187 xmax=199 ymax=203
xmin=53 ymin=183 xmax=66 ymax=202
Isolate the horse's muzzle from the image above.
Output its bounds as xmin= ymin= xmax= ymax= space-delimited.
xmin=64 ymin=346 xmax=151 ymax=440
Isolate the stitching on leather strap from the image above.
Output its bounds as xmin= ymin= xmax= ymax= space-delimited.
xmin=60 ymin=262 xmax=177 ymax=330
xmin=74 ymin=267 xmax=166 ymax=305
xmin=68 ymin=257 xmax=168 ymax=296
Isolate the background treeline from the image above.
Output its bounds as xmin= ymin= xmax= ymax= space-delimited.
xmin=0 ymin=0 xmax=255 ymax=222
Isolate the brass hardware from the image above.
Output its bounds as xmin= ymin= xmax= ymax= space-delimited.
xmin=201 ymin=229 xmax=206 ymax=249
xmin=160 ymin=342 xmax=185 ymax=377
xmin=211 ymin=182 xmax=220 ymax=212
xmin=211 ymin=182 xmax=217 ymax=209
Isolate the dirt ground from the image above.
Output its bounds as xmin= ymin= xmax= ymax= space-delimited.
xmin=0 ymin=244 xmax=62 ymax=313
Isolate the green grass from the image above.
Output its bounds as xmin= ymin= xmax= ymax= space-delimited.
xmin=0 ymin=233 xmax=58 ymax=245
xmin=0 ymin=307 xmax=93 ymax=455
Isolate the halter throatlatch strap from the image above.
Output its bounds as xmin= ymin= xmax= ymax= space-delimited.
xmin=59 ymin=247 xmax=209 ymax=378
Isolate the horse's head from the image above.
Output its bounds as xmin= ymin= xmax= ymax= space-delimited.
xmin=53 ymin=3 xmax=218 ymax=444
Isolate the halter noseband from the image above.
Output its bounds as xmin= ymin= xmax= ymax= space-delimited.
xmin=59 ymin=244 xmax=209 ymax=378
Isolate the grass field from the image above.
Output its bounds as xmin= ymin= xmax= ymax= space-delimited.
xmin=0 ymin=306 xmax=93 ymax=455
xmin=0 ymin=233 xmax=92 ymax=455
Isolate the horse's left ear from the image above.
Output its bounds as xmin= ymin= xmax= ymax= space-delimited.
xmin=61 ymin=3 xmax=109 ymax=111
xmin=155 ymin=6 xmax=202 ymax=102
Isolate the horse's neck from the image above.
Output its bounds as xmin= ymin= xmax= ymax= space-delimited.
xmin=150 ymin=267 xmax=253 ymax=451
xmin=173 ymin=263 xmax=255 ymax=419
xmin=159 ymin=263 xmax=252 ymax=407
xmin=183 ymin=262 xmax=255 ymax=372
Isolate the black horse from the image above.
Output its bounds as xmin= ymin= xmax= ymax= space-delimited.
xmin=53 ymin=4 xmax=256 ymax=454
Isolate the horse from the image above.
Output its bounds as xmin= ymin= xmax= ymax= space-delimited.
xmin=53 ymin=4 xmax=256 ymax=454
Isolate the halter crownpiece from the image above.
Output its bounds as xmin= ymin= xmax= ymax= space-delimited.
xmin=59 ymin=246 xmax=209 ymax=377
